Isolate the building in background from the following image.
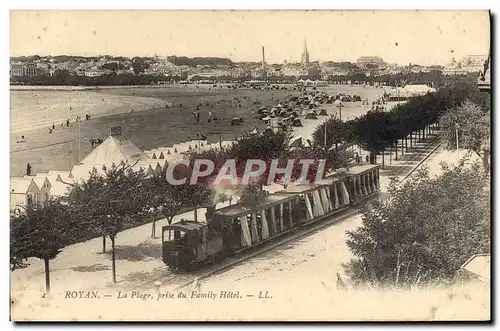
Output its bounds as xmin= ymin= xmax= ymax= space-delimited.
xmin=443 ymin=54 xmax=488 ymax=75
xmin=356 ymin=56 xmax=387 ymax=71
xmin=477 ymin=52 xmax=490 ymax=93
xmin=10 ymin=63 xmax=38 ymax=77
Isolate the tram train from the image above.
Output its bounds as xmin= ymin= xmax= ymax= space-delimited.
xmin=161 ymin=164 xmax=380 ymax=271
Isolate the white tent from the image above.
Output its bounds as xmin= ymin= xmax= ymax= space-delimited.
xmin=50 ymin=181 xmax=72 ymax=197
xmin=10 ymin=178 xmax=40 ymax=210
xmin=403 ymin=84 xmax=436 ymax=97
xmin=289 ymin=135 xmax=310 ymax=149
xmin=80 ymin=135 xmax=150 ymax=167
xmin=23 ymin=175 xmax=51 ymax=203
xmin=70 ymin=165 xmax=98 ymax=182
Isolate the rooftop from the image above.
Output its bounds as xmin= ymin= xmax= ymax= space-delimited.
xmin=346 ymin=164 xmax=379 ymax=176
xmin=461 ymin=253 xmax=490 ymax=282
xmin=11 ymin=178 xmax=38 ymax=194
xmin=215 ymin=193 xmax=295 ymax=217
xmin=163 ymin=220 xmax=205 ymax=232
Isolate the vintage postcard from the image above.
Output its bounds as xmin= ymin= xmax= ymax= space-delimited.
xmin=9 ymin=10 xmax=491 ymax=321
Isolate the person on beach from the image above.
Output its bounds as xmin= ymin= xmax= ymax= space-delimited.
xmin=26 ymin=163 xmax=32 ymax=176
xmin=52 ymin=123 xmax=55 ymax=130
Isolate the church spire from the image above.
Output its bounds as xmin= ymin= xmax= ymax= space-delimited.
xmin=301 ymin=38 xmax=310 ymax=68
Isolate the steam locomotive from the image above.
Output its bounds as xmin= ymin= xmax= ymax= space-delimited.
xmin=161 ymin=164 xmax=380 ymax=271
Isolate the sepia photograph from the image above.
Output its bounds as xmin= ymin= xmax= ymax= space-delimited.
xmin=8 ymin=8 xmax=491 ymax=322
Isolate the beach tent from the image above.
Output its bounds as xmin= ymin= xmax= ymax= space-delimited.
xmin=164 ymin=151 xmax=185 ymax=163
xmin=460 ymin=254 xmax=490 ymax=283
xmin=96 ymin=161 xmax=117 ymax=174
xmin=289 ymin=136 xmax=309 ymax=149
xmin=70 ymin=165 xmax=98 ymax=182
xmin=23 ymin=176 xmax=51 ymax=203
xmin=146 ymin=161 xmax=163 ymax=175
xmin=47 ymin=170 xmax=70 ymax=179
xmin=132 ymin=163 xmax=155 ymax=176
xmin=157 ymin=158 xmax=168 ymax=172
xmin=305 ymin=111 xmax=318 ymax=120
xmin=403 ymin=84 xmax=437 ymax=97
xmin=263 ymin=126 xmax=274 ymax=136
xmin=50 ymin=181 xmax=72 ymax=198
xmin=389 ymin=87 xmax=408 ymax=99
xmin=10 ymin=178 xmax=40 ymax=210
xmin=318 ymin=108 xmax=328 ymax=116
xmin=292 ymin=118 xmax=303 ymax=127
xmin=79 ymin=135 xmax=150 ymax=167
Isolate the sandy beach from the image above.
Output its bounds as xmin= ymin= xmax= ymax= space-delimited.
xmin=10 ymin=84 xmax=388 ymax=176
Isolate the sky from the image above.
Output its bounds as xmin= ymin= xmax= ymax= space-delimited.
xmin=10 ymin=10 xmax=491 ymax=65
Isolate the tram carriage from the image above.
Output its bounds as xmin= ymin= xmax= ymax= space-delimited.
xmin=161 ymin=164 xmax=380 ymax=271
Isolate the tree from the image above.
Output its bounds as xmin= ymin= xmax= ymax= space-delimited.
xmin=227 ymin=130 xmax=291 ymax=162
xmin=68 ymin=166 xmax=148 ymax=283
xmin=344 ymin=161 xmax=490 ymax=289
xmin=10 ymin=198 xmax=77 ymax=293
xmin=440 ymin=100 xmax=491 ymax=175
xmin=351 ymin=110 xmax=397 ymax=168
xmin=145 ymin=174 xmax=185 ymax=239
xmin=189 ymin=187 xmax=212 ymax=223
xmin=312 ymin=115 xmax=351 ymax=149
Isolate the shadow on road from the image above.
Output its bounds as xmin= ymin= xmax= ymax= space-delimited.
xmin=71 ymin=264 xmax=110 ymax=273
xmin=121 ymin=267 xmax=168 ymax=285
xmin=98 ymin=242 xmax=163 ymax=262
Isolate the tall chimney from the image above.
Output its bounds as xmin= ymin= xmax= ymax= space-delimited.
xmin=262 ymin=46 xmax=265 ymax=70
xmin=262 ymin=46 xmax=267 ymax=80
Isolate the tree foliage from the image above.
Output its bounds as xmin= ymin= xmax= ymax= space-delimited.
xmin=312 ymin=116 xmax=352 ymax=148
xmin=144 ymin=173 xmax=187 ymax=238
xmin=311 ymin=81 xmax=480 ymax=162
xmin=167 ymin=56 xmax=233 ymax=67
xmin=67 ymin=165 xmax=149 ymax=282
xmin=439 ymin=100 xmax=491 ymax=174
xmin=68 ymin=166 xmax=148 ymax=239
xmin=344 ymin=161 xmax=490 ymax=289
xmin=10 ymin=197 xmax=77 ymax=292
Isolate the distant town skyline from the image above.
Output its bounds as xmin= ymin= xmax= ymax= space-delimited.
xmin=11 ymin=11 xmax=490 ymax=66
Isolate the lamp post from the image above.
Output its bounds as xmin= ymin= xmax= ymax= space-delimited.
xmin=335 ymin=99 xmax=344 ymax=122
xmin=77 ymin=118 xmax=81 ymax=162
xmin=455 ymin=123 xmax=460 ymax=162
xmin=324 ymin=121 xmax=327 ymax=147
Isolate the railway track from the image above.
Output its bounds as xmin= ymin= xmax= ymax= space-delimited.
xmin=130 ymin=132 xmax=443 ymax=292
